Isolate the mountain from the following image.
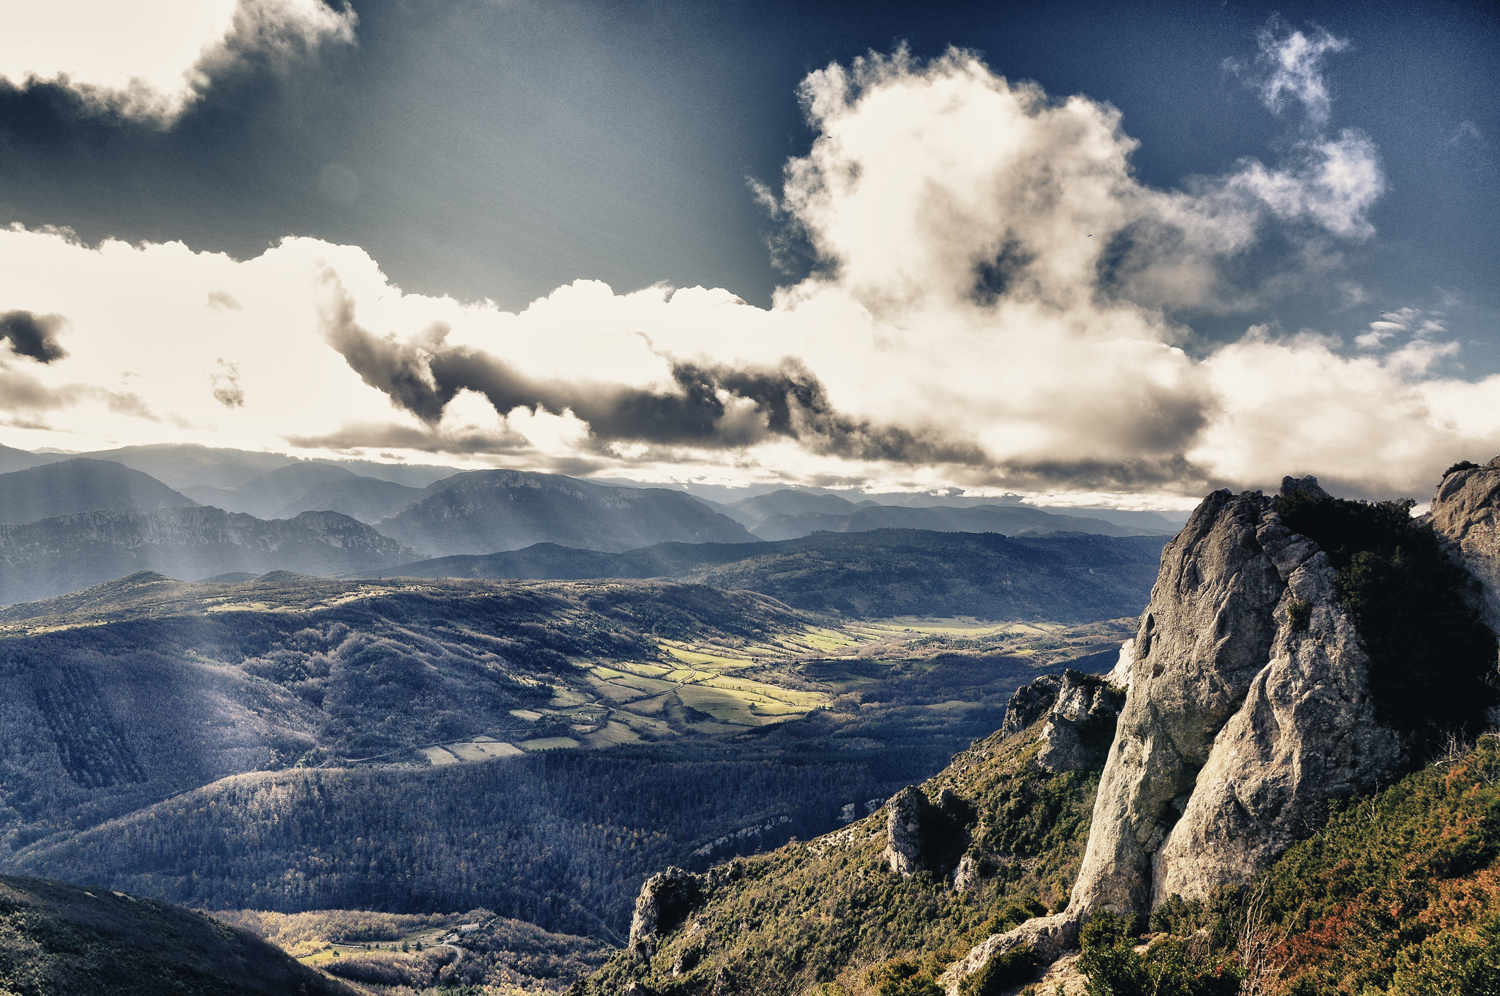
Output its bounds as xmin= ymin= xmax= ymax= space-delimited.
xmin=0 ymin=458 xmax=195 ymax=525
xmin=181 ymin=462 xmax=365 ymax=517
xmin=267 ymin=476 xmax=422 ymax=522
xmin=0 ymin=442 xmax=61 ymax=475
xmin=82 ymin=443 xmax=297 ymax=489
xmin=575 ymin=465 xmax=1500 ymax=996
xmin=79 ymin=443 xmax=463 ymax=491
xmin=379 ymin=529 xmax=1168 ymax=623
xmin=374 ymin=469 xmax=756 ymax=557
xmin=722 ymin=488 xmax=1175 ymax=540
xmin=0 ymin=507 xmax=417 ymax=603
xmin=0 ymin=874 xmax=358 ymax=996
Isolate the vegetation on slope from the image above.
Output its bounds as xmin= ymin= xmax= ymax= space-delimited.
xmin=1072 ymin=734 xmax=1500 ymax=996
xmin=0 ymin=874 xmax=356 ymax=996
xmin=218 ymin=906 xmax=611 ymax=992
xmin=573 ymin=713 xmax=1109 ymax=996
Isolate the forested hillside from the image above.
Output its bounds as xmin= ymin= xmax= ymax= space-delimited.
xmin=381 ymin=529 xmax=1168 ymax=622
xmin=0 ymin=569 xmax=1131 ymax=949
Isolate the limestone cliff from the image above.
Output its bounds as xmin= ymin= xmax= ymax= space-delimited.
xmin=1069 ymin=478 xmax=1407 ymax=916
xmin=948 ymin=473 xmax=1496 ymax=991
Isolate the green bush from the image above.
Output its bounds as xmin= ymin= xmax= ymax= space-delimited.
xmin=1078 ymin=910 xmax=1242 ymax=996
xmin=957 ymin=943 xmax=1037 ymax=996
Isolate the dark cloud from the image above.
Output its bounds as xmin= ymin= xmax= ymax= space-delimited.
xmin=285 ymin=421 xmax=532 ymax=455
xmin=319 ymin=283 xmax=985 ymax=467
xmin=211 ymin=359 xmax=245 ymax=409
xmin=0 ymin=310 xmax=68 ymax=363
xmin=0 ymin=365 xmax=154 ymax=420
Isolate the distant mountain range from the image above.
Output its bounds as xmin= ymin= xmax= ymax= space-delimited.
xmin=180 ymin=462 xmax=422 ymax=522
xmin=372 ymin=528 xmax=1168 ymax=622
xmin=0 ymin=444 xmax=1186 ymax=606
xmin=0 ymin=459 xmax=196 ymax=524
xmin=715 ymin=488 xmax=1174 ymax=540
xmin=0 ymin=507 xmax=416 ymax=603
xmin=372 ymin=470 xmax=755 ymax=557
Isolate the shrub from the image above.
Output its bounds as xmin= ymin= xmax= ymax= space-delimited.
xmin=958 ymin=943 xmax=1037 ymax=996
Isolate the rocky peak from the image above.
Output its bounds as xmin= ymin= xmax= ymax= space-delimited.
xmin=628 ymin=867 xmax=706 ymax=962
xmin=1001 ymin=669 xmax=1124 ymax=773
xmin=947 ymin=474 xmax=1467 ymax=992
xmin=1429 ymin=457 xmax=1500 ymax=637
xmin=1070 ymin=478 xmax=1405 ymax=917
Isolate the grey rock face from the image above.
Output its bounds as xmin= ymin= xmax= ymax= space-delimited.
xmin=628 ymin=866 xmax=705 ymax=962
xmin=1428 ymin=458 xmax=1500 ymax=636
xmin=1069 ymin=479 xmax=1404 ymax=916
xmin=884 ymin=785 xmax=933 ymax=876
xmin=940 ymin=914 xmax=1078 ymax=996
xmin=999 ymin=674 xmax=1064 ymax=738
xmin=1035 ymin=670 xmax=1125 ymax=774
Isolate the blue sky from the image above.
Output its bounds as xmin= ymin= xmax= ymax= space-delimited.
xmin=0 ymin=0 xmax=1496 ymax=503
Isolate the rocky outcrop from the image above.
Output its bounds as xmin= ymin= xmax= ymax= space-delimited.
xmin=947 ymin=476 xmax=1425 ymax=992
xmin=941 ymin=913 xmax=1078 ymax=993
xmin=629 ymin=867 xmax=707 ymax=962
xmin=1036 ymin=671 xmax=1125 ymax=774
xmin=1070 ymin=477 xmax=1404 ymax=915
xmin=883 ymin=786 xmax=972 ymax=878
xmin=999 ymin=674 xmax=1064 ymax=738
xmin=1429 ymin=458 xmax=1500 ymax=637
xmin=1000 ymin=669 xmax=1124 ymax=773
xmin=884 ymin=786 xmax=932 ymax=876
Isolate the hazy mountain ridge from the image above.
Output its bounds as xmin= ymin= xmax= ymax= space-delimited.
xmin=0 ymin=458 xmax=196 ymax=525
xmin=716 ymin=487 xmax=1181 ymax=540
xmin=375 ymin=529 xmax=1169 ymax=623
xmin=0 ymin=506 xmax=417 ymax=603
xmin=375 ymin=469 xmax=756 ymax=556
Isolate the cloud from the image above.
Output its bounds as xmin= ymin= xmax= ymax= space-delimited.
xmin=211 ymin=358 xmax=245 ymax=408
xmin=0 ymin=0 xmax=356 ymax=126
xmin=317 ymin=275 xmax=983 ymax=465
xmin=0 ymin=310 xmax=68 ymax=363
xmin=1232 ymin=18 xmax=1350 ymax=128
xmin=3 ymin=34 xmax=1498 ymax=501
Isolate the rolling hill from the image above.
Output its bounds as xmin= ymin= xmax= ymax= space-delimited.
xmin=0 ymin=874 xmax=357 ymax=996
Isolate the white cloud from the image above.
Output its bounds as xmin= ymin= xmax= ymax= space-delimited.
xmin=2 ymin=42 xmax=1495 ymax=501
xmin=0 ymin=0 xmax=356 ymax=126
xmin=1235 ymin=19 xmax=1350 ymax=128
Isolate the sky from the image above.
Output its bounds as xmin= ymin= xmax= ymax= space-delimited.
xmin=0 ymin=0 xmax=1496 ymax=507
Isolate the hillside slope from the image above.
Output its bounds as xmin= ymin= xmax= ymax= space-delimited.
xmin=0 ymin=874 xmax=357 ymax=996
